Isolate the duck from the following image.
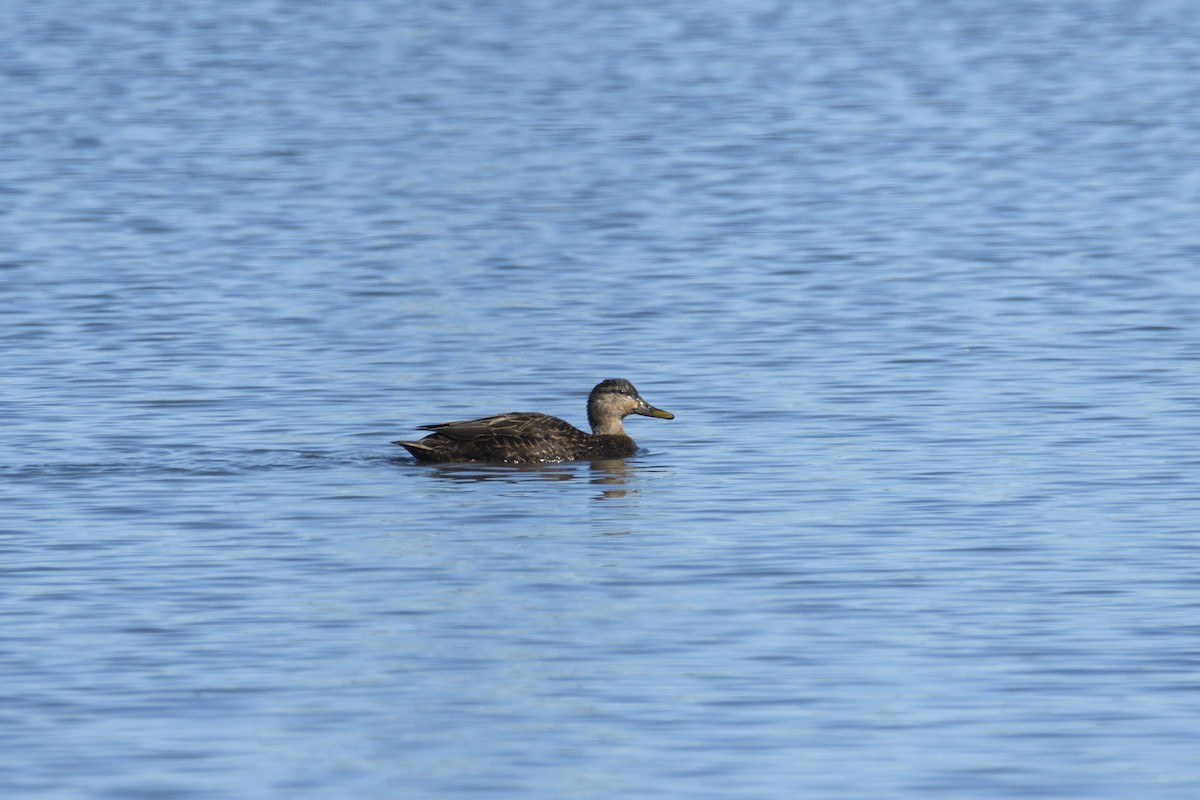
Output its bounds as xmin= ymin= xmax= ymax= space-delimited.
xmin=394 ymin=378 xmax=674 ymax=464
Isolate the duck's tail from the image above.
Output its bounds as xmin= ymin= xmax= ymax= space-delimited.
xmin=392 ymin=440 xmax=440 ymax=462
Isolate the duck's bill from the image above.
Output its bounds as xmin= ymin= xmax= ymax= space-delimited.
xmin=635 ymin=401 xmax=674 ymax=420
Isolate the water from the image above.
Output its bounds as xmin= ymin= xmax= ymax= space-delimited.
xmin=3 ymin=0 xmax=1200 ymax=797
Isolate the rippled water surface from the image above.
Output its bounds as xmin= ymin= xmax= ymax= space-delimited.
xmin=4 ymin=1 xmax=1200 ymax=797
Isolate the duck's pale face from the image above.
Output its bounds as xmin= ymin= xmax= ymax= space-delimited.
xmin=587 ymin=381 xmax=673 ymax=435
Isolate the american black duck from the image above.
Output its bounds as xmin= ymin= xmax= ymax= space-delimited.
xmin=394 ymin=378 xmax=674 ymax=464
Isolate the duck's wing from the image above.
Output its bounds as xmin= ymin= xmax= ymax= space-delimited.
xmin=416 ymin=412 xmax=587 ymax=462
xmin=418 ymin=412 xmax=579 ymax=442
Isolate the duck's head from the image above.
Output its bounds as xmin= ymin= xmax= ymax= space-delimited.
xmin=587 ymin=378 xmax=673 ymax=435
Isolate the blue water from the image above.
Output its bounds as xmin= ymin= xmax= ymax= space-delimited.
xmin=4 ymin=1 xmax=1200 ymax=797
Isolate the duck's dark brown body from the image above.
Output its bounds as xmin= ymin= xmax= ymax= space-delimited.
xmin=397 ymin=412 xmax=638 ymax=464
xmin=393 ymin=379 xmax=672 ymax=465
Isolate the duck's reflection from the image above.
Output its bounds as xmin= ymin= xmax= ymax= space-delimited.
xmin=413 ymin=460 xmax=578 ymax=483
xmin=396 ymin=455 xmax=645 ymax=502
xmin=587 ymin=458 xmax=635 ymax=501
